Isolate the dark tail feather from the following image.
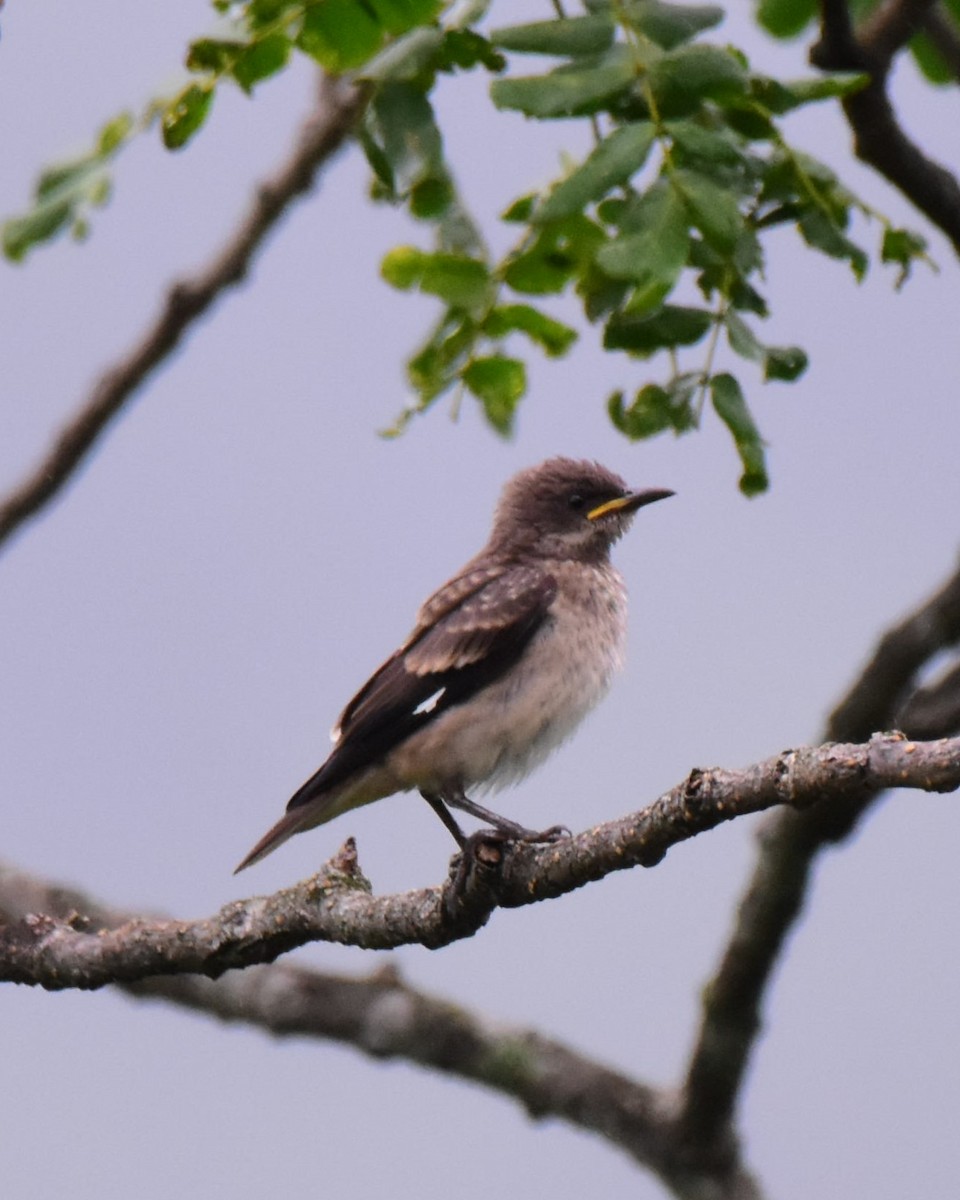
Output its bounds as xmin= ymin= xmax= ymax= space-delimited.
xmin=234 ymin=806 xmax=315 ymax=874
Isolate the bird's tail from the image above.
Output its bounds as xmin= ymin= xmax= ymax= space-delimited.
xmin=233 ymin=805 xmax=317 ymax=874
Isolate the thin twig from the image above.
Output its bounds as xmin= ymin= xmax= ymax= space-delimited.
xmin=0 ymin=75 xmax=367 ymax=554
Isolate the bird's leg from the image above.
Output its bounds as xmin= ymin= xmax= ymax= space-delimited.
xmin=432 ymin=788 xmax=569 ymax=844
xmin=423 ymin=789 xmax=569 ymax=910
xmin=420 ymin=792 xmax=468 ymax=847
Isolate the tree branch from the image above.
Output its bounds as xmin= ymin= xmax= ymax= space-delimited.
xmin=811 ymin=0 xmax=960 ymax=256
xmin=826 ymin=554 xmax=960 ymax=744
xmin=2 ymin=733 xmax=956 ymax=1198
xmin=679 ymin=557 xmax=960 ymax=1150
xmin=0 ymin=873 xmax=762 ymax=1200
xmin=0 ymin=74 xmax=367 ymax=555
xmin=1 ymin=732 xmax=957 ymax=993
xmin=858 ymin=0 xmax=937 ymax=66
xmin=901 ymin=660 xmax=960 ymax=737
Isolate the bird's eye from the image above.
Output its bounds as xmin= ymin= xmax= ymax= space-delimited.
xmin=568 ymin=493 xmax=586 ymax=512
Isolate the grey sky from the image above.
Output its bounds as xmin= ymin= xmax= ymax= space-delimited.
xmin=2 ymin=3 xmax=959 ymax=1198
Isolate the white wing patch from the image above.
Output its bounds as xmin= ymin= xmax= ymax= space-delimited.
xmin=413 ymin=687 xmax=446 ymax=717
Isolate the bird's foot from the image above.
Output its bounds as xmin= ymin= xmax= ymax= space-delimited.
xmin=465 ymin=814 xmax=571 ymax=844
xmin=517 ymin=823 xmax=571 ymax=844
xmin=445 ymin=830 xmax=508 ymax=919
xmin=447 ymin=823 xmax=568 ymax=902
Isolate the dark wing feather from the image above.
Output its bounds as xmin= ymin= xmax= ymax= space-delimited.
xmin=333 ymin=561 xmax=504 ymax=739
xmin=285 ymin=565 xmax=557 ymax=813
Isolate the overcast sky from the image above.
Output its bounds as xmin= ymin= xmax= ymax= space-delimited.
xmin=2 ymin=4 xmax=959 ymax=1199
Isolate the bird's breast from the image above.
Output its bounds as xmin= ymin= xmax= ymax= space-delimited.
xmin=388 ymin=561 xmax=628 ymax=794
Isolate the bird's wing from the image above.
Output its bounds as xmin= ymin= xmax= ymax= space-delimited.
xmin=332 ymin=561 xmax=506 ymax=737
xmin=285 ymin=564 xmax=557 ymax=812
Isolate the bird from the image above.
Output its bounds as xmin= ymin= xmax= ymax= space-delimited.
xmin=235 ymin=457 xmax=673 ymax=872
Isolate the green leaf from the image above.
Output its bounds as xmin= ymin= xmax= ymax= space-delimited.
xmin=407 ymin=310 xmax=477 ymax=400
xmin=98 ymin=112 xmax=134 ymax=155
xmin=361 ymin=26 xmax=443 ymax=81
xmin=3 ymin=197 xmax=74 ymax=261
xmin=360 ymin=6 xmax=461 ymax=81
xmin=367 ymin=82 xmax=446 ymax=196
xmin=608 ymin=375 xmax=698 ymax=438
xmin=666 ymin=119 xmax=745 ymax=166
xmin=726 ymin=312 xmax=807 ymax=380
xmin=799 ymin=209 xmax=867 ymax=280
xmin=437 ymin=29 xmax=506 ymax=72
xmin=576 ymin=263 xmax=630 ymax=321
xmin=370 ymin=0 xmax=443 ymax=36
xmin=490 ymin=16 xmax=615 ymax=57
xmin=595 ymin=182 xmax=689 ymax=313
xmin=710 ymin=372 xmax=768 ymax=495
xmin=608 ymin=384 xmax=672 ymax=438
xmin=619 ymin=1 xmax=724 ymax=49
xmin=763 ymin=344 xmax=808 ymax=381
xmin=783 ymin=72 xmax=869 ymax=104
xmin=723 ymin=105 xmax=777 ymax=141
xmin=504 ymin=241 xmax=572 ymax=294
xmin=186 ymin=38 xmax=242 ymax=75
xmin=490 ymin=46 xmax=636 ymax=118
xmin=752 ymin=72 xmax=869 ymax=113
xmin=462 ymin=356 xmax=526 ymax=435
xmin=604 ymin=305 xmax=712 ymax=356
xmin=162 ymin=84 xmax=214 ymax=150
xmin=502 ymin=194 xmax=537 ymax=223
xmin=34 ymin=157 xmax=100 ymax=202
xmin=909 ymin=29 xmax=953 ymax=84
xmin=534 ymin=122 xmax=656 ymax=223
xmin=483 ymin=304 xmax=578 ymax=355
xmin=232 ymin=32 xmax=291 ymax=92
xmin=381 ymin=245 xmax=425 ymax=288
xmin=724 ymin=310 xmax=764 ymax=362
xmin=381 ymin=247 xmax=493 ymax=311
xmin=756 ymin=0 xmax=817 ymax=38
xmin=297 ymin=0 xmax=384 ymax=71
xmin=880 ymin=225 xmax=930 ymax=288
xmin=673 ymin=168 xmax=744 ymax=253
xmin=730 ymin=279 xmax=769 ymax=316
xmin=359 ymin=125 xmax=396 ymax=195
xmin=410 ymin=176 xmax=454 ymax=218
xmin=648 ymin=44 xmax=748 ymax=112
xmin=3 ymin=110 xmax=136 ymax=260
xmin=246 ymin=0 xmax=299 ymax=29
xmin=503 ymin=214 xmax=604 ymax=294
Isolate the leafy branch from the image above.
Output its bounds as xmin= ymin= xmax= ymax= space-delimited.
xmin=369 ymin=1 xmax=929 ymax=490
xmin=2 ymin=0 xmax=935 ymax=497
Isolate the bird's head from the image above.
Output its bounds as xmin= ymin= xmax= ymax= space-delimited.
xmin=489 ymin=457 xmax=673 ymax=563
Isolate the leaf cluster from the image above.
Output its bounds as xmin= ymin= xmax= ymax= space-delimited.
xmin=2 ymin=114 xmax=134 ymax=261
xmin=2 ymin=0 xmax=934 ymax=493
xmin=2 ymin=0 xmax=447 ymax=258
xmin=373 ymin=1 xmax=927 ymax=491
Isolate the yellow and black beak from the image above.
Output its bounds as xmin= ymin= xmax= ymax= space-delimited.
xmin=587 ymin=487 xmax=674 ymax=521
